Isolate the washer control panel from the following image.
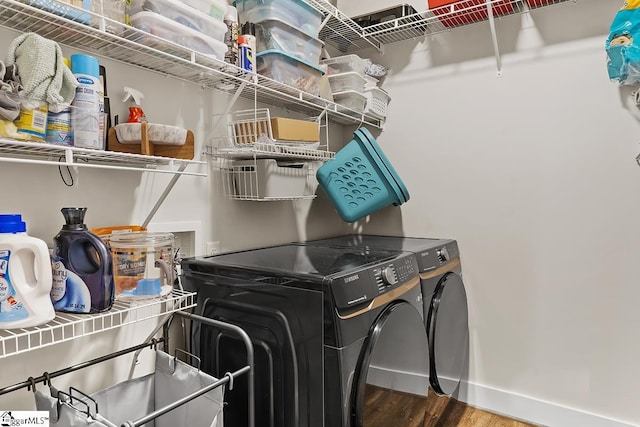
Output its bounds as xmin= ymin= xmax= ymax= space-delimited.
xmin=416 ymin=241 xmax=459 ymax=273
xmin=373 ymin=256 xmax=417 ymax=293
xmin=331 ymin=254 xmax=418 ymax=310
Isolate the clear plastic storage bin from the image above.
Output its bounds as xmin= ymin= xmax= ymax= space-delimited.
xmin=236 ymin=0 xmax=323 ymax=38
xmin=130 ymin=11 xmax=227 ymax=60
xmin=256 ymin=19 xmax=324 ymax=64
xmin=256 ymin=50 xmax=325 ymax=96
xmin=128 ymin=0 xmax=227 ymax=41
xmin=327 ymin=71 xmax=366 ymax=94
xmin=180 ymin=0 xmax=227 ymax=20
xmin=332 ymin=90 xmax=367 ymax=113
xmin=321 ymin=54 xmax=367 ymax=76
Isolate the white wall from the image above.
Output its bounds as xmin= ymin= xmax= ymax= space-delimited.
xmin=339 ymin=0 xmax=640 ymax=425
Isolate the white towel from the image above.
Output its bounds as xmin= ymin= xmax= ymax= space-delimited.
xmin=6 ymin=32 xmax=78 ymax=113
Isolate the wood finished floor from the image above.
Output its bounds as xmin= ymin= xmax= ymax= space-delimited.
xmin=364 ymin=385 xmax=538 ymax=427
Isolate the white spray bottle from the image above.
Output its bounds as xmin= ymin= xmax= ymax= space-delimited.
xmin=123 ymin=86 xmax=147 ymax=123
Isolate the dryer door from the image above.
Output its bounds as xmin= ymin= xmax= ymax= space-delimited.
xmin=352 ymin=301 xmax=430 ymax=427
xmin=427 ymin=272 xmax=469 ymax=396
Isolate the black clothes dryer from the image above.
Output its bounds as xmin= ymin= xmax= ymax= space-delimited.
xmin=182 ymin=243 xmax=429 ymax=427
xmin=306 ymin=235 xmax=469 ymax=397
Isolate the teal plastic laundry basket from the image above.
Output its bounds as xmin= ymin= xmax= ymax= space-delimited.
xmin=316 ymin=128 xmax=409 ymax=223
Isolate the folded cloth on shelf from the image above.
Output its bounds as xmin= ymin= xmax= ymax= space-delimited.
xmin=0 ymin=60 xmax=22 ymax=121
xmin=6 ymin=32 xmax=78 ymax=112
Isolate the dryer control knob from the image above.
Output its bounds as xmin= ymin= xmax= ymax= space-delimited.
xmin=381 ymin=266 xmax=398 ymax=286
xmin=437 ymin=247 xmax=450 ymax=263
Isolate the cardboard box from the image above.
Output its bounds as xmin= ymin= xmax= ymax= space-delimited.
xmin=270 ymin=117 xmax=320 ymax=143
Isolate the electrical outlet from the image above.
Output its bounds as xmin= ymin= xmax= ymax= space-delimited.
xmin=206 ymin=241 xmax=221 ymax=256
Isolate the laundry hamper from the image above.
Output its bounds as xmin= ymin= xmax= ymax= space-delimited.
xmin=35 ymin=351 xmax=224 ymax=427
xmin=316 ymin=127 xmax=409 ymax=222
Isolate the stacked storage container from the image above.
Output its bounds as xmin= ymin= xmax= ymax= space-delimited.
xmin=321 ymin=54 xmax=391 ymax=118
xmin=321 ymin=54 xmax=368 ymax=114
xmin=363 ymin=75 xmax=391 ymax=119
xmin=235 ymin=0 xmax=325 ymax=95
xmin=127 ymin=0 xmax=228 ymax=61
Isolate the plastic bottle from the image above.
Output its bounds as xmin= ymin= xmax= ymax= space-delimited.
xmin=15 ymin=100 xmax=48 ymax=142
xmin=223 ymin=5 xmax=239 ymax=68
xmin=122 ymin=86 xmax=146 ymax=123
xmin=0 ymin=214 xmax=55 ymax=329
xmin=52 ymin=207 xmax=114 ymax=313
xmin=46 ymin=57 xmax=73 ymax=146
xmin=70 ymin=54 xmax=103 ymax=150
xmin=238 ymin=35 xmax=254 ymax=77
xmin=241 ymin=22 xmax=257 ymax=62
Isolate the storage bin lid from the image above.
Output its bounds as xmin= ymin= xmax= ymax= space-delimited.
xmin=256 ymin=18 xmax=324 ymax=46
xmin=256 ymin=49 xmax=326 ymax=74
xmin=234 ymin=0 xmax=324 ymax=19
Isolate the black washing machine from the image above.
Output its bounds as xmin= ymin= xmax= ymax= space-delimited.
xmin=306 ymin=235 xmax=469 ymax=397
xmin=182 ymin=243 xmax=429 ymax=427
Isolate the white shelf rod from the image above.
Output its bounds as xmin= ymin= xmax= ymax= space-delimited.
xmin=486 ymin=0 xmax=503 ymax=77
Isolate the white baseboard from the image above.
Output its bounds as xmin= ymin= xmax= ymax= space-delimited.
xmin=367 ymin=366 xmax=638 ymax=427
xmin=456 ymin=381 xmax=638 ymax=427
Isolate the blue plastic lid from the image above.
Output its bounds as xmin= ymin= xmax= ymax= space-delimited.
xmin=234 ymin=0 xmax=323 ymax=19
xmin=256 ymin=49 xmax=326 ymax=74
xmin=70 ymin=54 xmax=99 ymax=78
xmin=0 ymin=214 xmax=27 ymax=233
xmin=353 ymin=128 xmax=410 ymax=204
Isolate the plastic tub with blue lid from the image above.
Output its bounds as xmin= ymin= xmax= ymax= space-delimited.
xmin=234 ymin=0 xmax=324 ymax=39
xmin=256 ymin=49 xmax=325 ymax=95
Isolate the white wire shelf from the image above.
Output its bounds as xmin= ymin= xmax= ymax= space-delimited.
xmin=0 ymin=289 xmax=196 ymax=359
xmin=0 ymin=0 xmax=384 ymax=129
xmin=361 ymin=0 xmax=575 ymax=48
xmin=208 ymin=109 xmax=335 ymax=162
xmin=211 ymin=143 xmax=335 ymax=161
xmin=0 ymin=138 xmax=207 ymax=176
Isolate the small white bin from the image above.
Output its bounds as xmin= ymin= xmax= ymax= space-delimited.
xmin=332 ymin=90 xmax=367 ymax=113
xmin=364 ymin=87 xmax=391 ymax=119
xmin=321 ymin=54 xmax=367 ymax=77
xmin=231 ymin=159 xmax=314 ymax=199
xmin=327 ymin=71 xmax=366 ymax=94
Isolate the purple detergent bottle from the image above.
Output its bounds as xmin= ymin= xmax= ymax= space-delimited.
xmin=51 ymin=207 xmax=114 ymax=313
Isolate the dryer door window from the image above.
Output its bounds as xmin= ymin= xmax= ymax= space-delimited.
xmin=427 ymin=272 xmax=469 ymax=396
xmin=352 ymin=301 xmax=430 ymax=426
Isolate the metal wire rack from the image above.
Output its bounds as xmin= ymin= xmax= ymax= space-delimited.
xmin=218 ymin=158 xmax=320 ymax=201
xmin=362 ymin=0 xmax=576 ymax=47
xmin=0 ymin=138 xmax=207 ymax=176
xmin=0 ymin=0 xmax=383 ymax=128
xmin=0 ymin=289 xmax=196 ymax=359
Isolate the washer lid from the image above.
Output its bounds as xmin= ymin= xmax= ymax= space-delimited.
xmin=188 ymin=243 xmax=408 ymax=280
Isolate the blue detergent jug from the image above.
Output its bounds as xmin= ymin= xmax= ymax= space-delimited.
xmin=51 ymin=207 xmax=114 ymax=313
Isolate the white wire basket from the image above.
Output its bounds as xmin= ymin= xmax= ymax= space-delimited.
xmin=220 ymin=158 xmax=319 ymax=201
xmin=364 ymin=87 xmax=391 ymax=119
